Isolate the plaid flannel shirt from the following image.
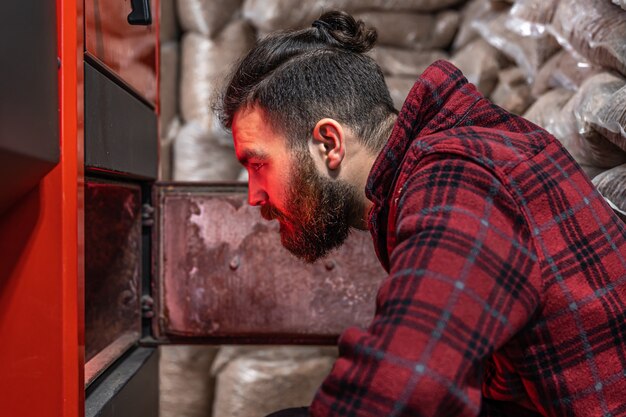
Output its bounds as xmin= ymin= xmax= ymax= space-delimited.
xmin=309 ymin=60 xmax=626 ymax=417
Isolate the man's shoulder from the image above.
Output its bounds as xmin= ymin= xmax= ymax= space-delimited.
xmin=401 ymin=125 xmax=558 ymax=180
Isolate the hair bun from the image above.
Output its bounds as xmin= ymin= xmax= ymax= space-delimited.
xmin=313 ymin=11 xmax=377 ymax=53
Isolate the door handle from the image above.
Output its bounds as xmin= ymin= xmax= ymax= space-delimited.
xmin=127 ymin=0 xmax=152 ymax=25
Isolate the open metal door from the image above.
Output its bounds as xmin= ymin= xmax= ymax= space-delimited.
xmin=151 ymin=182 xmax=387 ymax=344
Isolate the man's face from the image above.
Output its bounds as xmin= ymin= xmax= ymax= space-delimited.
xmin=232 ymin=107 xmax=361 ymax=263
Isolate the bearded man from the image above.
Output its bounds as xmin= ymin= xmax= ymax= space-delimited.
xmin=219 ymin=10 xmax=626 ymax=417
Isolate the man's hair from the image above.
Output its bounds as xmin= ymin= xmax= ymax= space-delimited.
xmin=219 ymin=10 xmax=397 ymax=153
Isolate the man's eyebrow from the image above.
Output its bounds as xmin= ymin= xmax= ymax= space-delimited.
xmin=238 ymin=149 xmax=270 ymax=165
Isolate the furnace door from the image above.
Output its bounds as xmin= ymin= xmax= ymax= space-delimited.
xmin=151 ymin=182 xmax=387 ymax=345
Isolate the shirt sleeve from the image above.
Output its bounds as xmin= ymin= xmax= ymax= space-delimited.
xmin=309 ymin=154 xmax=542 ymax=417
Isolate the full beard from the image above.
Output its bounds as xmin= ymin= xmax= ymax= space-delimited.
xmin=260 ymin=151 xmax=363 ymax=263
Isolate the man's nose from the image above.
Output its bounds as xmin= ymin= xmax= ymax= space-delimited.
xmin=247 ymin=181 xmax=268 ymax=207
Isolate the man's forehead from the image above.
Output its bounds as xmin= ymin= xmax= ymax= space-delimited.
xmin=232 ymin=106 xmax=287 ymax=156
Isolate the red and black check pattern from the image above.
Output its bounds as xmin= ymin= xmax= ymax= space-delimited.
xmin=309 ymin=61 xmax=626 ymax=416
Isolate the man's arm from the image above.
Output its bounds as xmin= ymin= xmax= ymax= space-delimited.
xmin=310 ymin=155 xmax=542 ymax=417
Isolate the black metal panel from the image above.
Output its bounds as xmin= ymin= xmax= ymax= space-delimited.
xmin=0 ymin=0 xmax=59 ymax=213
xmin=85 ymin=61 xmax=157 ymax=179
xmin=85 ymin=347 xmax=158 ymax=417
xmin=84 ymin=179 xmax=143 ymax=385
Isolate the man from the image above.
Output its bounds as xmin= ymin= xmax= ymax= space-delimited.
xmin=219 ymin=10 xmax=626 ymax=417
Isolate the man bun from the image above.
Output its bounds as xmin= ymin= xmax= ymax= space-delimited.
xmin=312 ymin=10 xmax=377 ymax=53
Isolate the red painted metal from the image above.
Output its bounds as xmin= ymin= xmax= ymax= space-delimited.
xmin=0 ymin=1 xmax=84 ymax=416
xmin=85 ymin=0 xmax=158 ymax=103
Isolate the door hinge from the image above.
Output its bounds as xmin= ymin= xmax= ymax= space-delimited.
xmin=141 ymin=203 xmax=154 ymax=227
xmin=141 ymin=294 xmax=154 ymax=318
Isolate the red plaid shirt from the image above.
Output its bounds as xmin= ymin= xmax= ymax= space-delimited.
xmin=309 ymin=61 xmax=626 ymax=417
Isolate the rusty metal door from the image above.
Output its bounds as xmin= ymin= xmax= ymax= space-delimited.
xmin=150 ymin=182 xmax=387 ymax=344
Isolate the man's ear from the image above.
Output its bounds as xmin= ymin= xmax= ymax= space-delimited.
xmin=312 ymin=118 xmax=346 ymax=170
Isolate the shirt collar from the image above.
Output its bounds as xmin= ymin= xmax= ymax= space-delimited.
xmin=365 ymin=60 xmax=483 ymax=208
xmin=364 ymin=60 xmax=483 ymax=270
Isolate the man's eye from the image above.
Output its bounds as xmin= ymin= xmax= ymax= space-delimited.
xmin=250 ymin=163 xmax=265 ymax=172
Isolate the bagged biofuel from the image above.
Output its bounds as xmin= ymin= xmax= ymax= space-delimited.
xmin=354 ymin=11 xmax=459 ymax=50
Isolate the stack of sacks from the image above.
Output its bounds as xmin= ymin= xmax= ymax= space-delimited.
xmin=160 ymin=345 xmax=219 ymax=417
xmin=362 ymin=10 xmax=457 ymax=109
xmin=174 ymin=0 xmax=253 ymax=181
xmin=211 ymin=346 xmax=337 ymax=417
xmin=455 ymin=0 xmax=626 ymax=190
xmin=521 ymin=0 xmax=626 ymax=186
xmin=241 ymin=0 xmax=467 ymax=110
xmin=159 ymin=0 xmax=180 ymax=180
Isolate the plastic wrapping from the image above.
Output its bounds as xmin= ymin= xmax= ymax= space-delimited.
xmin=173 ymin=121 xmax=241 ymax=181
xmin=523 ymin=88 xmax=573 ymax=131
xmin=160 ymin=117 xmax=181 ymax=181
xmin=160 ymin=345 xmax=218 ymax=417
xmin=385 ymin=76 xmax=416 ymax=110
xmin=506 ymin=0 xmax=559 ymax=37
xmin=550 ymin=73 xmax=626 ymax=169
xmin=472 ymin=11 xmax=560 ymax=80
xmin=212 ymin=346 xmax=336 ymax=417
xmin=588 ymin=84 xmax=626 ymax=153
xmin=451 ymin=38 xmax=507 ymax=96
xmin=354 ymin=11 xmax=459 ymax=50
xmin=592 ymin=164 xmax=626 ymax=222
xmin=531 ymin=50 xmax=602 ymax=97
xmin=550 ymin=0 xmax=626 ymax=77
xmin=453 ymin=0 xmax=501 ymax=51
xmin=180 ymin=20 xmax=255 ymax=127
xmin=160 ymin=41 xmax=179 ymax=135
xmin=579 ymin=164 xmax=606 ymax=181
xmin=242 ymin=0 xmax=468 ymax=33
xmin=177 ymin=0 xmax=244 ymax=37
xmin=490 ymin=67 xmax=533 ymax=115
xmin=369 ymin=48 xmax=448 ymax=77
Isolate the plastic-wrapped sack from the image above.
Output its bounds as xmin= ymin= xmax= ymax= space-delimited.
xmin=354 ymin=11 xmax=459 ymax=50
xmin=472 ymin=11 xmax=560 ymax=81
xmin=550 ymin=73 xmax=626 ymax=169
xmin=531 ymin=50 xmax=602 ymax=97
xmin=242 ymin=0 xmax=468 ymax=33
xmin=490 ymin=67 xmax=533 ymax=115
xmin=368 ymin=48 xmax=448 ymax=77
xmin=160 ymin=345 xmax=219 ymax=417
xmin=588 ymin=84 xmax=626 ymax=153
xmin=506 ymin=0 xmax=559 ymax=37
xmin=451 ymin=38 xmax=507 ymax=96
xmin=385 ymin=76 xmax=416 ymax=110
xmin=523 ymin=88 xmax=573 ymax=131
xmin=177 ymin=0 xmax=244 ymax=37
xmin=550 ymin=0 xmax=626 ymax=77
xmin=180 ymin=20 xmax=255 ymax=127
xmin=614 ymin=0 xmax=626 ymax=11
xmin=211 ymin=346 xmax=336 ymax=417
xmin=173 ymin=121 xmax=241 ymax=181
xmin=453 ymin=0 xmax=504 ymax=51
xmin=160 ymin=41 xmax=179 ymax=135
xmin=592 ymin=165 xmax=626 ymax=222
xmin=579 ymin=164 xmax=606 ymax=181
xmin=160 ymin=117 xmax=181 ymax=181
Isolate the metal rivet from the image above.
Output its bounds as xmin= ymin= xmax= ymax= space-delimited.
xmin=229 ymin=256 xmax=240 ymax=271
xmin=325 ymin=260 xmax=336 ymax=271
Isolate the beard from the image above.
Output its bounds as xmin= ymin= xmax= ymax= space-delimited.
xmin=260 ymin=150 xmax=363 ymax=263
